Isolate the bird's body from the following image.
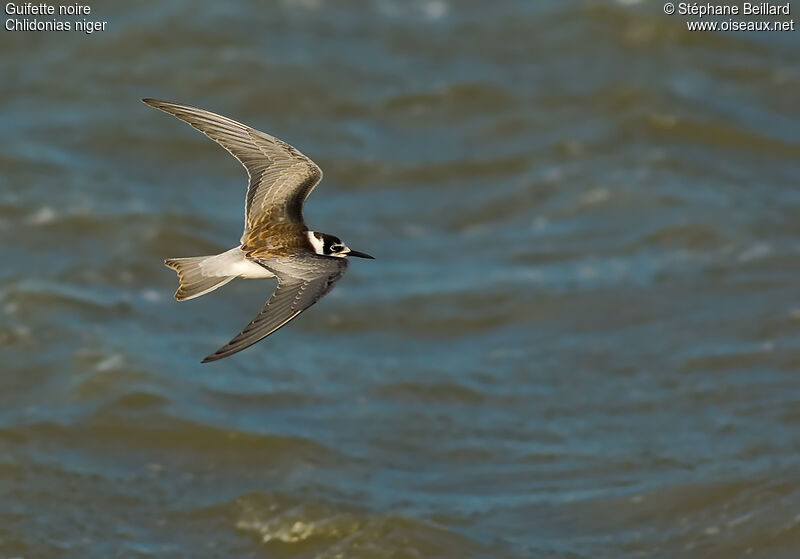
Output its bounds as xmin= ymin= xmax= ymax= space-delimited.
xmin=143 ymin=99 xmax=373 ymax=363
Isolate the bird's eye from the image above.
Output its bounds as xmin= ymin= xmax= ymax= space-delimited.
xmin=330 ymin=244 xmax=343 ymax=252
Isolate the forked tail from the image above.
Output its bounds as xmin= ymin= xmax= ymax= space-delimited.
xmin=164 ymin=255 xmax=235 ymax=301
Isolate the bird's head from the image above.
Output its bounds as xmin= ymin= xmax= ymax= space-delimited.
xmin=307 ymin=231 xmax=374 ymax=259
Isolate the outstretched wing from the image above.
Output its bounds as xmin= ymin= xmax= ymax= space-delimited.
xmin=201 ymin=256 xmax=347 ymax=363
xmin=142 ymin=99 xmax=322 ymax=237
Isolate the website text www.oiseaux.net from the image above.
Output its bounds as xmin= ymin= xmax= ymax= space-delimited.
xmin=665 ymin=2 xmax=795 ymax=32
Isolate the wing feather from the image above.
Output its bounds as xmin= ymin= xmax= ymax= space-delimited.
xmin=201 ymin=256 xmax=347 ymax=362
xmin=142 ymin=99 xmax=322 ymax=239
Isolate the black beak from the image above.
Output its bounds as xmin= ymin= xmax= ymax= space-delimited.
xmin=347 ymin=249 xmax=374 ymax=259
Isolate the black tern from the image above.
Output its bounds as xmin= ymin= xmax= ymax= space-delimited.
xmin=143 ymin=99 xmax=373 ymax=363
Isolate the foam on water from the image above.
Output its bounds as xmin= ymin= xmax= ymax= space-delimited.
xmin=1 ymin=1 xmax=799 ymax=558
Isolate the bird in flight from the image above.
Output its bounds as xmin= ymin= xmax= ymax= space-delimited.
xmin=143 ymin=99 xmax=373 ymax=363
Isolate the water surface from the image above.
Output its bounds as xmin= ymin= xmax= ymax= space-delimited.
xmin=1 ymin=1 xmax=799 ymax=557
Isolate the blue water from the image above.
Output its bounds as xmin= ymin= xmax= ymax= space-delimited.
xmin=1 ymin=1 xmax=800 ymax=557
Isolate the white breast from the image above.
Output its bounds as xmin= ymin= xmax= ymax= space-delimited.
xmin=198 ymin=246 xmax=276 ymax=279
xmin=227 ymin=258 xmax=276 ymax=279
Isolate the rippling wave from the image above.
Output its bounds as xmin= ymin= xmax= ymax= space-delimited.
xmin=2 ymin=0 xmax=799 ymax=557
